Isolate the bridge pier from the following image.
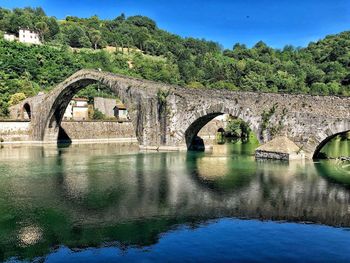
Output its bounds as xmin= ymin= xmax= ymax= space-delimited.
xmin=43 ymin=127 xmax=60 ymax=142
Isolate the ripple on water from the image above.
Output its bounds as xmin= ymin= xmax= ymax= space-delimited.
xmin=0 ymin=142 xmax=349 ymax=262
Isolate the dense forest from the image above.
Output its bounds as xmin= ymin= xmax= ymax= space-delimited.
xmin=0 ymin=7 xmax=349 ymax=117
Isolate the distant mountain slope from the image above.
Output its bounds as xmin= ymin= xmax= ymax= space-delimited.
xmin=0 ymin=7 xmax=349 ymax=117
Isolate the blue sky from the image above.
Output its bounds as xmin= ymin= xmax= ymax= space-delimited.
xmin=1 ymin=0 xmax=349 ymax=48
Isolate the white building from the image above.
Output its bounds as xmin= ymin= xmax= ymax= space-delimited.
xmin=3 ymin=29 xmax=42 ymax=45
xmin=72 ymin=106 xmax=89 ymax=121
xmin=19 ymin=29 xmax=41 ymax=45
xmin=114 ymin=103 xmax=129 ymax=120
xmin=214 ymin=114 xmax=229 ymax=122
xmin=4 ymin=33 xmax=16 ymax=42
xmin=63 ymin=98 xmax=89 ymax=121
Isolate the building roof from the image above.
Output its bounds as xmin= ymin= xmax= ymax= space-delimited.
xmin=115 ymin=103 xmax=127 ymax=110
xmin=73 ymin=97 xmax=88 ymax=101
xmin=256 ymin=136 xmax=300 ymax=154
xmin=19 ymin=28 xmax=39 ymax=32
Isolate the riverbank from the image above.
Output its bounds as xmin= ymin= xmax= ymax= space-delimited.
xmin=0 ymin=120 xmax=138 ymax=143
xmin=0 ymin=118 xmax=223 ymax=147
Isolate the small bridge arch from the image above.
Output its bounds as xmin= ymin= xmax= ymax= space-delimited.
xmin=312 ymin=130 xmax=350 ymax=159
xmin=23 ymin=103 xmax=32 ymax=120
xmin=183 ymin=107 xmax=261 ymax=151
xmin=303 ymin=119 xmax=350 ymax=158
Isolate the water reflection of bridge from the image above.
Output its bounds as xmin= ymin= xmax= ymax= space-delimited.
xmin=1 ymin=144 xmax=350 ymax=227
xmin=2 ymin=144 xmax=350 ymax=260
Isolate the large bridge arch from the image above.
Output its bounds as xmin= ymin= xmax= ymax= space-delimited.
xmin=30 ymin=70 xmax=164 ymax=145
xmin=41 ymin=75 xmax=138 ymax=142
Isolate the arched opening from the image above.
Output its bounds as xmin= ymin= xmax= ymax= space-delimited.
xmin=185 ymin=112 xmax=222 ymax=151
xmin=313 ymin=131 xmax=350 ymax=159
xmin=185 ymin=113 xmax=258 ymax=152
xmin=44 ymin=78 xmax=137 ymax=145
xmin=23 ymin=103 xmax=31 ymax=120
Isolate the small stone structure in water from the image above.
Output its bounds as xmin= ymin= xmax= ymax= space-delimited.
xmin=255 ymin=136 xmax=305 ymax=160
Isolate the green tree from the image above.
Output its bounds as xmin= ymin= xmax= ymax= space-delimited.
xmin=62 ymin=24 xmax=91 ymax=48
xmin=35 ymin=21 xmax=49 ymax=42
xmin=89 ymin=30 xmax=102 ymax=49
xmin=310 ymin=82 xmax=329 ymax=95
xmin=127 ymin=16 xmax=156 ymax=31
xmin=46 ymin=17 xmax=60 ymax=39
xmin=0 ymin=5 xmax=349 ymax=118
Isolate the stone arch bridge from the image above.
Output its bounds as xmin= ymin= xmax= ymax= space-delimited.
xmin=18 ymin=69 xmax=350 ymax=159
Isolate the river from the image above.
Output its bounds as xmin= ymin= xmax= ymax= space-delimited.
xmin=0 ymin=138 xmax=349 ymax=262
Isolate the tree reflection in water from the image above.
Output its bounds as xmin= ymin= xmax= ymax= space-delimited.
xmin=0 ymin=142 xmax=350 ymax=261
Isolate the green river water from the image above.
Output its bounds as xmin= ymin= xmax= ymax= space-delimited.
xmin=0 ymin=137 xmax=349 ymax=262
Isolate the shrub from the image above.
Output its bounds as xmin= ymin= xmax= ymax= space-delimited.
xmin=9 ymin=93 xmax=26 ymax=106
xmin=92 ymin=109 xmax=105 ymax=120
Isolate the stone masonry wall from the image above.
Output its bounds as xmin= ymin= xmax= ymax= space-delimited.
xmin=198 ymin=119 xmax=226 ymax=142
xmin=61 ymin=121 xmax=136 ymax=140
xmin=255 ymin=150 xmax=289 ymax=160
xmin=94 ymin=97 xmax=117 ymax=118
xmin=0 ymin=121 xmax=31 ymax=142
xmin=0 ymin=121 xmax=137 ymax=143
